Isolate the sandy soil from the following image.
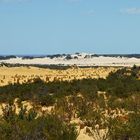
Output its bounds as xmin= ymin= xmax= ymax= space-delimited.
xmin=0 ymin=56 xmax=140 ymax=66
xmin=0 ymin=66 xmax=118 ymax=86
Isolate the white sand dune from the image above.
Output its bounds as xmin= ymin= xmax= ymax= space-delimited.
xmin=0 ymin=56 xmax=140 ymax=67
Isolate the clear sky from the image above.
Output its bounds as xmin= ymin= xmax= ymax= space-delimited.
xmin=0 ymin=0 xmax=140 ymax=55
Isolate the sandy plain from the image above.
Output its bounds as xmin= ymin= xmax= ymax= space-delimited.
xmin=0 ymin=66 xmax=118 ymax=87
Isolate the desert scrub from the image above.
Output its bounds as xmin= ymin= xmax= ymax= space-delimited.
xmin=0 ymin=105 xmax=78 ymax=140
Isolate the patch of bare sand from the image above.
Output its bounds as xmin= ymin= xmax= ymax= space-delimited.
xmin=0 ymin=66 xmax=118 ymax=86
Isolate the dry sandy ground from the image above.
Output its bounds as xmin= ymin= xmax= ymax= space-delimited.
xmin=0 ymin=66 xmax=118 ymax=87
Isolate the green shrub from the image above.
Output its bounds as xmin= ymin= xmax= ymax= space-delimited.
xmin=0 ymin=106 xmax=78 ymax=140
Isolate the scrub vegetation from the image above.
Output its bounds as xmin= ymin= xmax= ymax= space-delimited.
xmin=0 ymin=65 xmax=140 ymax=140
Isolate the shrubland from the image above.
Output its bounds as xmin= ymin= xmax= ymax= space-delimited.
xmin=0 ymin=66 xmax=140 ymax=140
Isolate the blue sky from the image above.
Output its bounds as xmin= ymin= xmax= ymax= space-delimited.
xmin=0 ymin=0 xmax=140 ymax=54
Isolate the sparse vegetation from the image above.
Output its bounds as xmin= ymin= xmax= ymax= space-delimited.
xmin=0 ymin=67 xmax=140 ymax=139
